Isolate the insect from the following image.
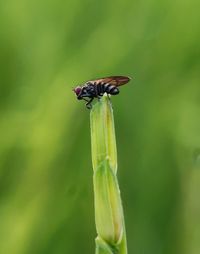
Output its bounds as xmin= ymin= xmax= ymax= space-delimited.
xmin=73 ymin=76 xmax=131 ymax=109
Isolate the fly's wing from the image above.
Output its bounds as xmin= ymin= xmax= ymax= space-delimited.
xmin=88 ymin=76 xmax=131 ymax=87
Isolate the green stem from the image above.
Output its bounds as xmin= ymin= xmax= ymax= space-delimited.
xmin=90 ymin=94 xmax=128 ymax=254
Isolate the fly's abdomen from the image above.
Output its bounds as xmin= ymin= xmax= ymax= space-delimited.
xmin=102 ymin=83 xmax=119 ymax=95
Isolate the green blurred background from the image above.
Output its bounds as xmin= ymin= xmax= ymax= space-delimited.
xmin=0 ymin=0 xmax=200 ymax=253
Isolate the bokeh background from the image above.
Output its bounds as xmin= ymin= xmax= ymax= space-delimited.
xmin=1 ymin=0 xmax=200 ymax=253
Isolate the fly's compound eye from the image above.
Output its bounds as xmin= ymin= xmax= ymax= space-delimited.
xmin=73 ymin=86 xmax=82 ymax=96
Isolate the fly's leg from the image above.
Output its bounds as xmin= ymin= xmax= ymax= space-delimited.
xmin=82 ymin=98 xmax=90 ymax=102
xmin=82 ymin=98 xmax=92 ymax=109
xmin=85 ymin=97 xmax=94 ymax=109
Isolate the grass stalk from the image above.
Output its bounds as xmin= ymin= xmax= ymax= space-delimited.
xmin=90 ymin=94 xmax=128 ymax=254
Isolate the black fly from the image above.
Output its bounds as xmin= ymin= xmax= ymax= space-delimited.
xmin=73 ymin=76 xmax=131 ymax=109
